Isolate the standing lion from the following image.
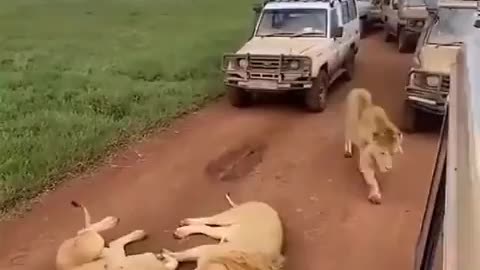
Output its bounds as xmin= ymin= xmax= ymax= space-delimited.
xmin=344 ymin=88 xmax=403 ymax=204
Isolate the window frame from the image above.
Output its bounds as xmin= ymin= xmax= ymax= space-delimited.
xmin=340 ymin=1 xmax=350 ymax=24
xmin=347 ymin=0 xmax=358 ymax=20
xmin=329 ymin=8 xmax=340 ymax=37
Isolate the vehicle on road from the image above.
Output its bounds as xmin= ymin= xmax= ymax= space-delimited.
xmin=358 ymin=0 xmax=383 ymax=37
xmin=403 ymin=0 xmax=477 ymax=131
xmin=414 ymin=2 xmax=480 ymax=270
xmin=222 ymin=0 xmax=360 ymax=112
xmin=381 ymin=0 xmax=428 ymax=52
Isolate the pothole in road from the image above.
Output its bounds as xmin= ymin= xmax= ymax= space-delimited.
xmin=205 ymin=141 xmax=267 ymax=181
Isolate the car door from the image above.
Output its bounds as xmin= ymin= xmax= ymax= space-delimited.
xmin=339 ymin=0 xmax=352 ymax=56
xmin=328 ymin=6 xmax=342 ymax=73
xmin=381 ymin=0 xmax=393 ymax=29
xmin=347 ymin=0 xmax=361 ymax=42
xmin=389 ymin=0 xmax=399 ymax=33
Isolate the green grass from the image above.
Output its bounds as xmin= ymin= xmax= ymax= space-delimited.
xmin=0 ymin=0 xmax=256 ymax=211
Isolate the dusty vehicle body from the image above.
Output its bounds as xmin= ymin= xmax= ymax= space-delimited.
xmin=357 ymin=0 xmax=383 ymax=37
xmin=222 ymin=0 xmax=360 ymax=112
xmin=403 ymin=0 xmax=477 ymax=131
xmin=381 ymin=0 xmax=429 ymax=52
xmin=414 ymin=3 xmax=480 ymax=270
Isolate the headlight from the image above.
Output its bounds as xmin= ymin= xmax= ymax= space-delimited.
xmin=426 ymin=75 xmax=440 ymax=87
xmin=412 ymin=73 xmax=441 ymax=88
xmin=238 ymin=59 xmax=248 ymax=69
xmin=408 ymin=19 xmax=424 ymax=28
xmin=289 ymin=60 xmax=300 ymax=70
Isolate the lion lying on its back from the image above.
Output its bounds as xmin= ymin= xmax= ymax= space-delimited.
xmin=344 ymin=88 xmax=403 ymax=204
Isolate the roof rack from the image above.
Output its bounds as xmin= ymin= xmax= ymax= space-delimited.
xmin=259 ymin=0 xmax=340 ymax=8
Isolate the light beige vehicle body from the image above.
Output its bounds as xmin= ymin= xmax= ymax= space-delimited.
xmin=403 ymin=0 xmax=477 ymax=131
xmin=381 ymin=0 xmax=428 ymax=52
xmin=223 ymin=0 xmax=361 ymax=112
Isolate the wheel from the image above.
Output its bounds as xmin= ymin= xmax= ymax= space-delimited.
xmin=402 ymin=101 xmax=417 ymax=133
xmin=398 ymin=28 xmax=411 ymax=53
xmin=343 ymin=50 xmax=355 ymax=81
xmin=304 ymin=70 xmax=329 ymax=112
xmin=384 ymin=23 xmax=394 ymax=42
xmin=360 ymin=18 xmax=368 ymax=39
xmin=227 ymin=86 xmax=252 ymax=108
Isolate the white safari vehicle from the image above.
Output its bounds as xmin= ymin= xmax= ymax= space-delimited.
xmin=414 ymin=5 xmax=480 ymax=270
xmin=357 ymin=0 xmax=383 ymax=37
xmin=381 ymin=0 xmax=428 ymax=52
xmin=222 ymin=0 xmax=361 ymax=112
xmin=403 ymin=0 xmax=478 ymax=131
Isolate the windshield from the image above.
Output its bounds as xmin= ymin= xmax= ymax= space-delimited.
xmin=404 ymin=0 xmax=426 ymax=7
xmin=255 ymin=9 xmax=328 ymax=37
xmin=427 ymin=8 xmax=476 ymax=45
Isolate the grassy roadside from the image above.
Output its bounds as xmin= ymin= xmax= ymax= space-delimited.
xmin=0 ymin=0 xmax=256 ymax=211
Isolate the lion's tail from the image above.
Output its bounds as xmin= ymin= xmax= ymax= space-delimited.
xmin=345 ymin=88 xmax=373 ymax=140
xmin=71 ymin=201 xmax=92 ymax=228
xmin=346 ymin=88 xmax=372 ymax=118
xmin=225 ymin=192 xmax=237 ymax=207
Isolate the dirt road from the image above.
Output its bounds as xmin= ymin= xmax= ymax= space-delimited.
xmin=0 ymin=32 xmax=439 ymax=270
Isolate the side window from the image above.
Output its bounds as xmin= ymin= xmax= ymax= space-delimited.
xmin=341 ymin=2 xmax=349 ymax=24
xmin=329 ymin=8 xmax=339 ymax=36
xmin=347 ymin=0 xmax=357 ymax=20
xmin=383 ymin=0 xmax=390 ymax=5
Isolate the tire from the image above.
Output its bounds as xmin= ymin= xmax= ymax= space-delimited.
xmin=398 ymin=28 xmax=411 ymax=53
xmin=343 ymin=50 xmax=355 ymax=81
xmin=402 ymin=101 xmax=417 ymax=133
xmin=384 ymin=23 xmax=394 ymax=42
xmin=304 ymin=70 xmax=329 ymax=112
xmin=360 ymin=18 xmax=368 ymax=39
xmin=227 ymin=86 xmax=252 ymax=108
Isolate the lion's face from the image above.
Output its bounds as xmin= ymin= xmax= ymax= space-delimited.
xmin=370 ymin=143 xmax=393 ymax=173
xmin=370 ymin=129 xmax=403 ymax=172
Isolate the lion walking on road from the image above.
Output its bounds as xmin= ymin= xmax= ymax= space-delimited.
xmin=344 ymin=88 xmax=403 ymax=204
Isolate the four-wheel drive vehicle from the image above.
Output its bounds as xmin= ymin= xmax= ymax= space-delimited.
xmin=357 ymin=0 xmax=383 ymax=37
xmin=222 ymin=0 xmax=361 ymax=112
xmin=381 ymin=0 xmax=428 ymax=52
xmin=403 ymin=1 xmax=477 ymax=131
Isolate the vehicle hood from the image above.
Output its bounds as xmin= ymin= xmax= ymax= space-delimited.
xmin=236 ymin=37 xmax=332 ymax=57
xmin=419 ymin=45 xmax=460 ymax=74
xmin=400 ymin=6 xmax=428 ymax=19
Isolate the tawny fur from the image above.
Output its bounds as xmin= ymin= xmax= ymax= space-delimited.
xmin=344 ymin=88 xmax=403 ymax=204
xmin=164 ymin=194 xmax=285 ymax=270
xmin=55 ymin=201 xmax=178 ymax=270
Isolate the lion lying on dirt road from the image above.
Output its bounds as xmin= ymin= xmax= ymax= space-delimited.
xmin=163 ymin=193 xmax=285 ymax=270
xmin=56 ymin=201 xmax=178 ymax=270
xmin=344 ymin=88 xmax=404 ymax=204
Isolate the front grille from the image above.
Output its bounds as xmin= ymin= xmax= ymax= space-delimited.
xmin=249 ymin=57 xmax=281 ymax=70
xmin=440 ymin=76 xmax=450 ymax=92
xmin=223 ymin=54 xmax=311 ymax=73
xmin=406 ymin=71 xmax=450 ymax=107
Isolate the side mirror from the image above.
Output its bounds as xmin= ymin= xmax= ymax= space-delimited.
xmin=332 ymin=26 xmax=344 ymax=38
xmin=253 ymin=4 xmax=262 ymax=14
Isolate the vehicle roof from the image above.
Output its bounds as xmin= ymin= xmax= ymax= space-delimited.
xmin=264 ymin=1 xmax=332 ymax=9
xmin=438 ymin=0 xmax=478 ymax=8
